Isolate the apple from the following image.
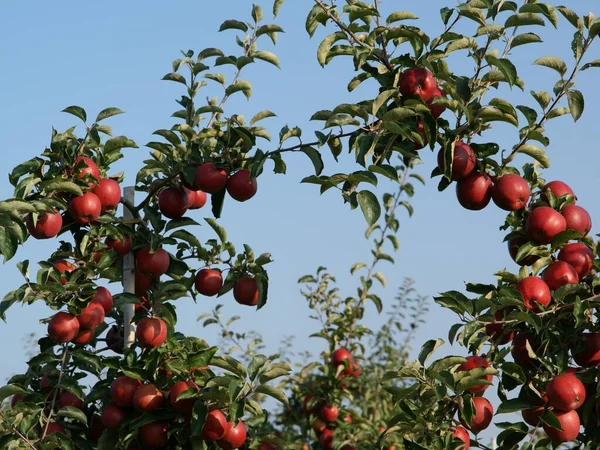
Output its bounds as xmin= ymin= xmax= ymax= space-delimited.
xmin=302 ymin=395 xmax=320 ymax=415
xmin=88 ymin=414 xmax=105 ymax=442
xmin=311 ymin=418 xmax=327 ymax=433
xmin=158 ymin=187 xmax=189 ymax=219
xmin=101 ymin=403 xmax=127 ymax=429
xmin=516 ymin=276 xmax=551 ymax=310
xmin=456 ymin=172 xmax=492 ymax=210
xmin=546 ymin=373 xmax=586 ymax=411
xmin=320 ymin=404 xmax=340 ymax=423
xmin=558 ymin=243 xmax=594 ymax=278
xmin=110 ymin=376 xmax=141 ymax=407
xmin=233 ymin=277 xmax=259 ymax=306
xmin=512 ymin=332 xmax=537 ymax=368
xmin=451 ymin=426 xmax=470 ymax=450
xmin=201 ymin=409 xmax=229 ymax=440
xmin=68 ymin=192 xmax=102 ymax=225
xmin=413 ymin=119 xmax=428 ymax=150
xmin=507 ymin=235 xmax=539 ymax=266
xmin=73 ymin=156 xmax=100 ymax=186
xmin=135 ymin=295 xmax=151 ymax=312
xmin=77 ymin=302 xmax=105 ymax=329
xmin=399 ymin=68 xmax=438 ymax=102
xmin=92 ymin=178 xmax=121 ymax=213
xmin=11 ymin=394 xmax=22 ymax=408
xmin=522 ymin=405 xmax=545 ymax=427
xmin=227 ymin=169 xmax=258 ymax=202
xmin=191 ymin=162 xmax=228 ymax=193
xmin=46 ymin=422 xmax=65 ymax=436
xmin=542 ymin=409 xmax=580 ymax=444
xmin=48 ymin=312 xmax=80 ymax=343
xmin=457 ymin=355 xmax=493 ymax=394
xmin=427 ymin=88 xmax=446 ymax=119
xmin=460 ymin=397 xmax=493 ymax=433
xmin=170 ymin=380 xmax=199 ymax=415
xmin=106 ymin=326 xmax=124 ymax=354
xmin=573 ymin=332 xmax=600 ymax=367
xmin=541 ymin=181 xmax=575 ymax=203
xmin=542 ymin=261 xmax=579 ymax=290
xmin=319 ymin=428 xmax=334 ymax=450
xmin=106 ymin=236 xmax=132 ymax=256
xmin=485 ymin=310 xmax=514 ymax=345
xmin=332 ymin=348 xmax=352 ymax=367
xmin=135 ymin=268 xmax=156 ymax=296
xmin=59 ymin=391 xmax=85 ymax=410
xmin=491 ymin=174 xmax=530 ymax=211
xmin=72 ymin=328 xmax=95 ymax=345
xmin=92 ymin=287 xmax=113 ymax=313
xmin=184 ymin=187 xmax=207 ymax=209
xmin=133 ymin=383 xmax=164 ymax=412
xmin=139 ymin=421 xmax=169 ymax=448
xmin=217 ymin=420 xmax=247 ymax=449
xmin=195 ymin=269 xmax=223 ymax=296
xmin=436 ymin=142 xmax=476 ymax=181
xmin=526 ymin=206 xmax=567 ymax=244
xmin=562 ymin=204 xmax=592 ymax=236
xmin=136 ymin=317 xmax=167 ymax=348
xmin=53 ymin=260 xmax=76 ymax=284
xmin=343 ymin=414 xmax=352 ymax=423
xmin=136 ymin=246 xmax=170 ymax=277
xmin=26 ymin=211 xmax=63 ymax=239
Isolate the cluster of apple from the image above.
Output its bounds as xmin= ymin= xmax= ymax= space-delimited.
xmin=195 ymin=268 xmax=260 ymax=307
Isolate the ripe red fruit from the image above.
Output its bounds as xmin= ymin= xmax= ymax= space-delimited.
xmin=217 ymin=420 xmax=247 ymax=449
xmin=542 ymin=261 xmax=579 ymax=291
xmin=77 ymin=302 xmax=105 ymax=330
xmin=558 ymin=243 xmax=594 ymax=278
xmin=46 ymin=422 xmax=65 ymax=435
xmin=72 ymin=328 xmax=95 ymax=345
xmin=136 ymin=317 xmax=167 ymax=348
xmin=184 ymin=187 xmax=207 ymax=209
xmin=101 ymin=403 xmax=127 ymax=429
xmin=233 ymin=277 xmax=259 ymax=306
xmin=456 ymin=172 xmax=492 ymax=210
xmin=491 ymin=174 xmax=530 ymax=211
xmin=201 ymin=409 xmax=229 ymax=441
xmin=92 ymin=178 xmax=121 ymax=213
xmin=542 ymin=409 xmax=580 ymax=444
xmin=48 ymin=312 xmax=80 ymax=343
xmin=11 ymin=394 xmax=22 ymax=407
xmin=573 ymin=333 xmax=600 ymax=367
xmin=522 ymin=406 xmax=545 ymax=427
xmin=399 ymin=68 xmax=438 ymax=102
xmin=192 ymin=162 xmax=228 ymax=193
xmin=26 ymin=211 xmax=63 ymax=239
xmin=135 ymin=295 xmax=151 ymax=312
xmin=319 ymin=428 xmax=334 ymax=450
xmin=412 ymin=120 xmax=428 ymax=150
xmin=451 ymin=426 xmax=470 ymax=450
xmin=546 ymin=373 xmax=586 ymax=411
xmin=170 ymin=381 xmax=199 ymax=415
xmin=139 ymin=421 xmax=169 ymax=448
xmin=512 ymin=332 xmax=537 ymax=368
xmin=136 ymin=246 xmax=170 ymax=277
xmin=227 ymin=169 xmax=258 ymax=202
xmin=110 ymin=376 xmax=141 ymax=407
xmin=135 ymin=269 xmax=156 ymax=296
xmin=526 ymin=206 xmax=567 ymax=244
xmin=158 ymin=187 xmax=189 ymax=219
xmin=312 ymin=418 xmax=326 ymax=433
xmin=427 ymin=88 xmax=446 ymax=119
xmin=507 ymin=235 xmax=539 ymax=266
xmin=59 ymin=391 xmax=85 ymax=410
xmin=53 ymin=260 xmax=76 ymax=284
xmin=320 ymin=404 xmax=340 ymax=423
xmin=437 ymin=142 xmax=476 ymax=181
xmin=92 ymin=287 xmax=113 ymax=313
xmin=302 ymin=395 xmax=319 ymax=415
xmin=343 ymin=414 xmax=352 ymax=423
xmin=562 ymin=204 xmax=592 ymax=236
xmin=457 ymin=356 xmax=493 ymax=394
xmin=195 ymin=269 xmax=223 ymax=296
xmin=461 ymin=397 xmax=493 ymax=433
xmin=485 ymin=310 xmax=514 ymax=345
xmin=332 ymin=348 xmax=352 ymax=367
xmin=542 ymin=181 xmax=575 ymax=203
xmin=106 ymin=326 xmax=124 ymax=354
xmin=73 ymin=156 xmax=100 ymax=186
xmin=516 ymin=277 xmax=551 ymax=310
xmin=106 ymin=236 xmax=132 ymax=256
xmin=68 ymin=192 xmax=102 ymax=225
xmin=88 ymin=414 xmax=105 ymax=442
xmin=133 ymin=383 xmax=164 ymax=412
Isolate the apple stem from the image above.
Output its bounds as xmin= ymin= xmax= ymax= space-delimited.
xmin=122 ymin=186 xmax=136 ymax=350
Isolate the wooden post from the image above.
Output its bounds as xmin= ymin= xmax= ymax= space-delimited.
xmin=122 ymin=187 xmax=136 ymax=350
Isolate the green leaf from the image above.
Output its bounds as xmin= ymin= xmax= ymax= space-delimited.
xmin=317 ymin=32 xmax=346 ymax=67
xmin=510 ymin=33 xmax=543 ymax=49
xmin=57 ymin=406 xmax=88 ymax=424
xmin=62 ymin=105 xmax=87 ymax=122
xmin=273 ymin=0 xmax=285 ymax=18
xmin=566 ymin=90 xmax=584 ymax=122
xmin=219 ymin=20 xmax=248 ymax=32
xmin=252 ymin=4 xmax=264 ymax=22
xmin=372 ymin=89 xmax=397 ymax=116
xmin=581 ymin=60 xmax=600 ymax=71
xmin=95 ymin=107 xmax=124 ymax=122
xmin=534 ymin=56 xmax=567 ymax=77
xmin=251 ymin=110 xmax=276 ymax=125
xmin=39 ymin=180 xmax=83 ymax=195
xmin=418 ymin=339 xmax=444 ymax=366
xmin=104 ymin=136 xmax=138 ymax=152
xmin=253 ymin=51 xmax=280 ymax=68
xmin=162 ymin=72 xmax=187 ymax=85
xmin=485 ymin=56 xmax=517 ymax=86
xmin=518 ymin=144 xmax=550 ymax=168
xmin=225 ymin=80 xmax=252 ymax=100
xmin=386 ymin=11 xmax=418 ymax=24
xmin=557 ymin=6 xmax=582 ymax=30
xmin=205 ymin=218 xmax=227 ymax=245
xmin=301 ymin=147 xmax=324 ymax=176
xmin=255 ymin=384 xmax=289 ymax=405
xmin=505 ymin=13 xmax=546 ymax=28
xmin=357 ymin=191 xmax=381 ymax=225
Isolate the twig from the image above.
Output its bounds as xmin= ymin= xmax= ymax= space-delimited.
xmin=0 ymin=411 xmax=37 ymax=449
xmin=41 ymin=345 xmax=70 ymax=440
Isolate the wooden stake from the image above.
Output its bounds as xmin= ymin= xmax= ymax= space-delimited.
xmin=122 ymin=186 xmax=136 ymax=350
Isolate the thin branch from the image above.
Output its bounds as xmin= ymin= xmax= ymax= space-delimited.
xmin=41 ymin=345 xmax=70 ymax=440
xmin=0 ymin=411 xmax=37 ymax=449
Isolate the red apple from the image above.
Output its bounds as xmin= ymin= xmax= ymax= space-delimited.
xmin=526 ymin=206 xmax=567 ymax=244
xmin=460 ymin=397 xmax=493 ymax=433
xmin=135 ymin=269 xmax=156 ymax=296
xmin=105 ymin=236 xmax=133 ymax=256
xmin=170 ymin=381 xmax=199 ymax=415
xmin=427 ymin=88 xmax=446 ymax=119
xmin=522 ymin=406 xmax=545 ymax=427
xmin=437 ymin=142 xmax=476 ymax=181
xmin=92 ymin=178 xmax=121 ymax=213
xmin=491 ymin=174 xmax=530 ymax=211
xmin=512 ymin=332 xmax=537 ymax=368
xmin=195 ymin=269 xmax=223 ymax=296
xmin=192 ymin=162 xmax=228 ymax=193
xmin=558 ymin=243 xmax=594 ymax=278
xmin=59 ymin=391 xmax=85 ymax=410
xmin=201 ymin=409 xmax=229 ymax=441
xmin=399 ymin=68 xmax=438 ymax=102
xmin=53 ymin=260 xmax=76 ymax=284
xmin=101 ymin=403 xmax=127 ymax=429
xmin=139 ymin=421 xmax=169 ymax=448
xmin=451 ymin=426 xmax=470 ymax=450
xmin=11 ymin=394 xmax=22 ymax=408
xmin=332 ymin=348 xmax=353 ymax=367
xmin=542 ymin=181 xmax=575 ymax=203
xmin=562 ymin=204 xmax=592 ymax=236
xmin=227 ymin=169 xmax=258 ymax=202
xmin=507 ymin=235 xmax=539 ymax=266
xmin=319 ymin=428 xmax=334 ymax=450
xmin=77 ymin=302 xmax=105 ymax=330
xmin=106 ymin=326 xmax=124 ymax=354
xmin=88 ymin=414 xmax=105 ymax=442
xmin=516 ymin=277 xmax=551 ymax=310
xmin=133 ymin=383 xmax=164 ymax=412
xmin=136 ymin=246 xmax=170 ymax=277
xmin=485 ymin=310 xmax=514 ymax=345
xmin=320 ymin=404 xmax=339 ymax=423
xmin=456 ymin=172 xmax=492 ymax=210
xmin=573 ymin=333 xmax=600 ymax=367
xmin=158 ymin=187 xmax=189 ymax=219
xmin=184 ymin=187 xmax=207 ymax=209
xmin=546 ymin=373 xmax=586 ymax=411
xmin=72 ymin=328 xmax=95 ymax=345
xmin=413 ymin=120 xmax=428 ymax=150
xmin=48 ymin=312 xmax=80 ymax=343
xmin=542 ymin=261 xmax=579 ymax=290
xmin=542 ymin=409 xmax=580 ymax=444
xmin=217 ymin=420 xmax=247 ymax=449
xmin=233 ymin=277 xmax=259 ymax=306
xmin=311 ymin=418 xmax=326 ymax=433
xmin=73 ymin=156 xmax=100 ymax=186
xmin=26 ymin=211 xmax=63 ymax=239
xmin=68 ymin=192 xmax=102 ymax=225
xmin=457 ymin=355 xmax=493 ymax=394
xmin=136 ymin=317 xmax=167 ymax=348
xmin=46 ymin=422 xmax=65 ymax=436
xmin=110 ymin=376 xmax=142 ymax=407
xmin=92 ymin=287 xmax=113 ymax=313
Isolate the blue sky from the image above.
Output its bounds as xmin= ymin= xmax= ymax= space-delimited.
xmin=0 ymin=0 xmax=599 ymax=443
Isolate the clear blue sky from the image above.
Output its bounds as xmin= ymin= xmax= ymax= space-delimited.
xmin=0 ymin=0 xmax=599 ymax=440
